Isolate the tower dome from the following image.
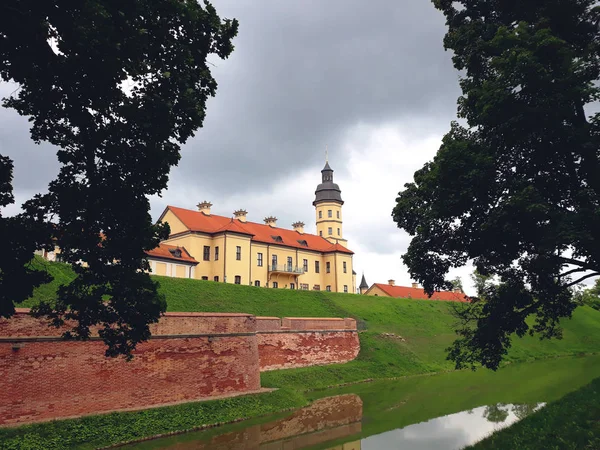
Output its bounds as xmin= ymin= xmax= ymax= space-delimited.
xmin=313 ymin=162 xmax=344 ymax=206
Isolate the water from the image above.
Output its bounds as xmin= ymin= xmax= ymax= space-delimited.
xmin=123 ymin=355 xmax=600 ymax=449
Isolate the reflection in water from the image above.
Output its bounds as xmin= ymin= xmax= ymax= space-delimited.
xmin=361 ymin=403 xmax=545 ymax=450
xmin=125 ymin=396 xmax=543 ymax=450
xmin=125 ymin=394 xmax=363 ymax=449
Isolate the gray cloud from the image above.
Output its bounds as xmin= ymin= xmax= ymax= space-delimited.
xmin=169 ymin=0 xmax=459 ymax=193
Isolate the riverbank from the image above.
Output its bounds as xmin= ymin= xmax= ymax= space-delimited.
xmin=469 ymin=375 xmax=600 ymax=450
xmin=3 ymin=355 xmax=600 ymax=450
xmin=4 ymin=259 xmax=600 ymax=448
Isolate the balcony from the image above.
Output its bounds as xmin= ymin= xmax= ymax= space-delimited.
xmin=268 ymin=264 xmax=305 ymax=275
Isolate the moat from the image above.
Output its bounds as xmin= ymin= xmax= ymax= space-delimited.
xmin=123 ymin=354 xmax=600 ymax=449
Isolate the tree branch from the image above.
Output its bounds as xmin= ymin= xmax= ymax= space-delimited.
xmin=557 ymin=267 xmax=588 ymax=278
xmin=565 ymin=272 xmax=600 ymax=288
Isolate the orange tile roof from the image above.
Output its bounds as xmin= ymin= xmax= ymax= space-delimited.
xmin=145 ymin=243 xmax=198 ymax=264
xmin=371 ymin=283 xmax=468 ymax=302
xmin=164 ymin=206 xmax=353 ymax=254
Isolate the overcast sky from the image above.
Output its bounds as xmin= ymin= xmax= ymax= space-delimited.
xmin=0 ymin=0 xmax=483 ymax=293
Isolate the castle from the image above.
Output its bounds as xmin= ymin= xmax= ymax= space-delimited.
xmin=147 ymin=161 xmax=356 ymax=293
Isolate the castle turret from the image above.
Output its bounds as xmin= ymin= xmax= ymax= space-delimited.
xmin=314 ymin=159 xmax=347 ymax=246
xmin=359 ymin=273 xmax=369 ymax=294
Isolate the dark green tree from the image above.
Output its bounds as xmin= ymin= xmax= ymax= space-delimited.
xmin=450 ymin=276 xmax=464 ymax=292
xmin=0 ymin=1 xmax=238 ymax=357
xmin=392 ymin=0 xmax=600 ymax=370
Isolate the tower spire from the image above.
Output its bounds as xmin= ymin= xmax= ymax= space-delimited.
xmin=325 ymin=145 xmax=328 ymax=163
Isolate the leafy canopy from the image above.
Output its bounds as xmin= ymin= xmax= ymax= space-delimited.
xmin=0 ymin=0 xmax=238 ymax=357
xmin=393 ymin=0 xmax=600 ymax=370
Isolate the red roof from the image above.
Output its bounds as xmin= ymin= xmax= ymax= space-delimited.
xmin=370 ymin=283 xmax=468 ymax=302
xmin=162 ymin=206 xmax=354 ymax=254
xmin=145 ymin=243 xmax=198 ymax=264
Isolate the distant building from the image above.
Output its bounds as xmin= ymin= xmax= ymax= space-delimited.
xmin=359 ymin=273 xmax=369 ymax=295
xmin=153 ymin=161 xmax=356 ymax=293
xmin=364 ymin=279 xmax=467 ymax=302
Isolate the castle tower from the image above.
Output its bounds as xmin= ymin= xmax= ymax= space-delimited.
xmin=359 ymin=273 xmax=369 ymax=295
xmin=313 ymin=159 xmax=347 ymax=246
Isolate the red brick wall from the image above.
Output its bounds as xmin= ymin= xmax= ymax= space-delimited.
xmin=0 ymin=311 xmax=260 ymax=426
xmin=256 ymin=317 xmax=360 ymax=371
xmin=0 ymin=312 xmax=359 ymax=426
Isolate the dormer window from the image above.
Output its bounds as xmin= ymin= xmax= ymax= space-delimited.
xmin=297 ymin=239 xmax=308 ymax=247
xmin=271 ymin=235 xmax=283 ymax=243
xmin=169 ymin=248 xmax=182 ymax=258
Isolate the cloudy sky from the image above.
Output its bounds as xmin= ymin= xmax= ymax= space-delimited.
xmin=0 ymin=0 xmax=479 ymax=293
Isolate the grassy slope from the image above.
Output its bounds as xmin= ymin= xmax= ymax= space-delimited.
xmin=5 ymin=259 xmax=600 ymax=448
xmin=18 ymin=259 xmax=600 ymax=390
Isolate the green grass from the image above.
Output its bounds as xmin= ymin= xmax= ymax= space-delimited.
xmin=469 ymin=374 xmax=600 ymax=449
xmin=19 ymin=257 xmax=600 ymax=391
xmin=7 ymin=258 xmax=600 ymax=448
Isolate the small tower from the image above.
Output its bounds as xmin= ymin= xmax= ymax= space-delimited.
xmin=359 ymin=273 xmax=369 ymax=295
xmin=313 ymin=156 xmax=347 ymax=246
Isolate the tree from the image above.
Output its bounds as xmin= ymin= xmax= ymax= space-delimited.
xmin=392 ymin=0 xmax=600 ymax=370
xmin=573 ymin=278 xmax=600 ymax=311
xmin=471 ymin=269 xmax=493 ymax=300
xmin=0 ymin=1 xmax=238 ymax=357
xmin=450 ymin=276 xmax=464 ymax=292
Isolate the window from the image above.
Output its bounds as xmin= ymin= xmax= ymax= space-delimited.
xmin=203 ymin=246 xmax=210 ymax=261
xmin=300 ymin=283 xmax=309 ymax=290
xmin=319 ymin=231 xmax=323 ymax=237
xmin=326 ymin=262 xmax=331 ymax=273
xmin=343 ymin=261 xmax=347 ymax=273
xmin=328 ymin=210 xmax=332 ymax=218
xmin=326 ymin=285 xmax=331 ymax=292
xmin=290 ymin=283 xmax=295 ymax=290
xmin=169 ymin=248 xmax=182 ymax=258
xmin=255 ymin=280 xmax=260 ymax=287
xmin=313 ymin=284 xmax=321 ymax=291
xmin=303 ymin=259 xmax=308 ymax=272
xmin=234 ymin=275 xmax=241 ymax=284
xmin=215 ymin=246 xmax=219 ymax=261
xmin=273 ymin=281 xmax=278 ymax=289
xmin=297 ymin=239 xmax=308 ymax=247
xmin=214 ymin=276 xmax=219 ymax=282
xmin=315 ymin=261 xmax=320 ymax=273
xmin=271 ymin=235 xmax=283 ymax=243
xmin=337 ymin=228 xmax=340 ymax=236
xmin=257 ymin=253 xmax=263 ymax=266
xmin=337 ymin=211 xmax=340 ymax=219
xmin=202 ymin=276 xmax=208 ymax=280
xmin=319 ymin=211 xmax=322 ymax=219
xmin=236 ymin=246 xmax=241 ymax=260
xmin=344 ymin=285 xmax=348 ymax=293
xmin=328 ymin=227 xmax=332 ymax=235
xmin=287 ymin=256 xmax=293 ymax=271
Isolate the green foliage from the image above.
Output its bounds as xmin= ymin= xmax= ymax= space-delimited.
xmin=0 ymin=158 xmax=53 ymax=318
xmin=393 ymin=0 xmax=600 ymax=370
xmin=469 ymin=376 xmax=600 ymax=449
xmin=573 ymin=279 xmax=600 ymax=311
xmin=0 ymin=1 xmax=238 ymax=358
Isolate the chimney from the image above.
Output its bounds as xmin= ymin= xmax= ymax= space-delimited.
xmin=264 ymin=216 xmax=278 ymax=227
xmin=233 ymin=209 xmax=248 ymax=222
xmin=388 ymin=279 xmax=395 ymax=286
xmin=292 ymin=221 xmax=305 ymax=233
xmin=411 ymin=282 xmax=418 ymax=289
xmin=197 ymin=201 xmax=212 ymax=215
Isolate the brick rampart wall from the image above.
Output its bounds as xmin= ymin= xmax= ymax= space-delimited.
xmin=0 ymin=311 xmax=359 ymax=426
xmin=256 ymin=317 xmax=360 ymax=371
xmin=0 ymin=310 xmax=260 ymax=427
